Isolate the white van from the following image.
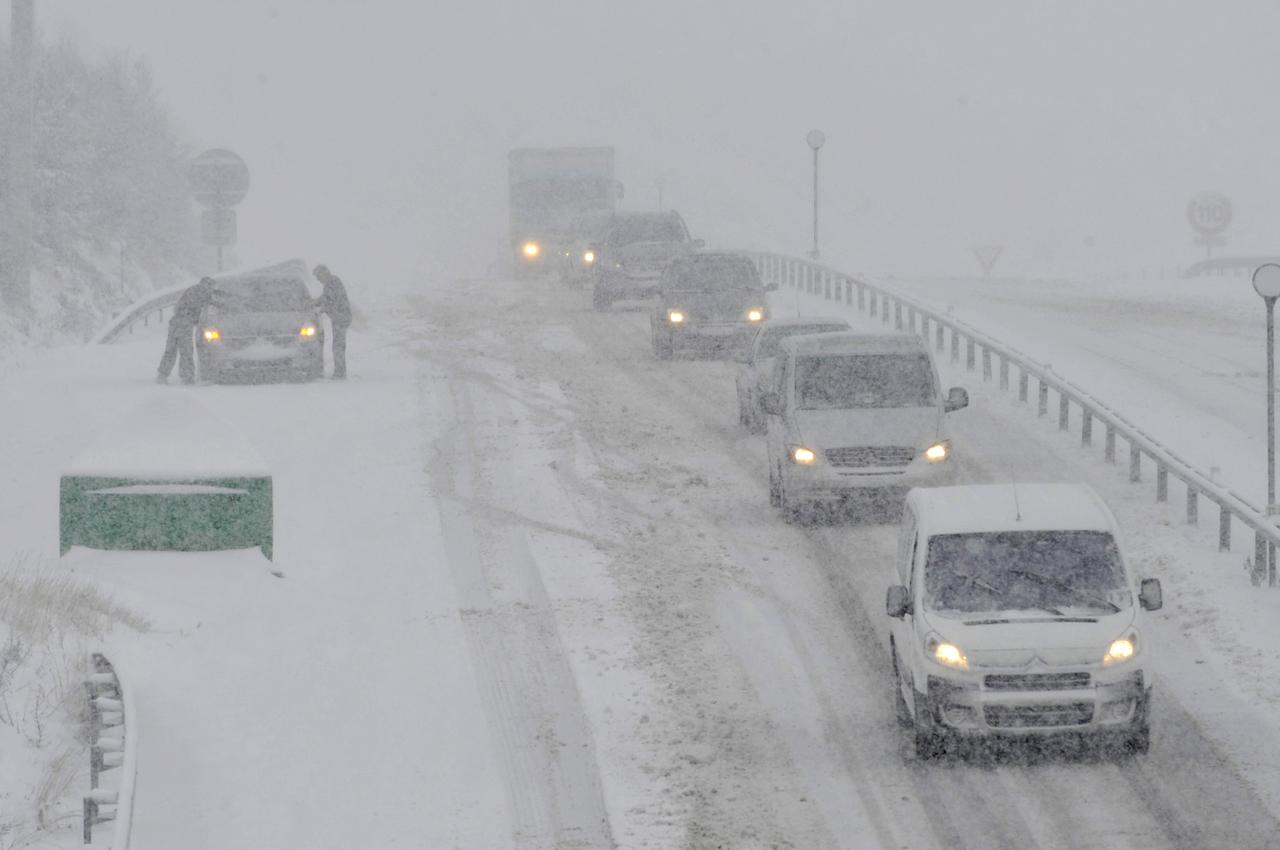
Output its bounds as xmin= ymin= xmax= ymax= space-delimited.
xmin=762 ymin=332 xmax=967 ymax=521
xmin=885 ymin=483 xmax=1163 ymax=759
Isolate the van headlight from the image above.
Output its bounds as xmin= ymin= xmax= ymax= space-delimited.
xmin=202 ymin=328 xmax=221 ymax=342
xmin=1104 ymin=632 xmax=1137 ymax=665
xmin=924 ymin=442 xmax=949 ymax=462
xmin=926 ymin=634 xmax=968 ymax=670
xmin=746 ymin=307 xmax=764 ymax=322
xmin=583 ymin=250 xmax=595 ymax=265
xmin=789 ymin=446 xmax=817 ymax=465
xmin=668 ymin=309 xmax=686 ymax=324
xmin=521 ymin=241 xmax=541 ymax=259
xmin=299 ymin=325 xmax=317 ymax=338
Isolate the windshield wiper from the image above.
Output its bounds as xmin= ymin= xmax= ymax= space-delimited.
xmin=1006 ymin=568 xmax=1121 ymax=614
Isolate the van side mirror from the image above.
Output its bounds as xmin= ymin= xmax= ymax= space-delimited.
xmin=1139 ymin=578 xmax=1163 ymax=611
xmin=944 ymin=387 xmax=969 ymax=413
xmin=886 ymin=585 xmax=911 ymax=619
xmin=761 ymin=391 xmax=782 ymax=416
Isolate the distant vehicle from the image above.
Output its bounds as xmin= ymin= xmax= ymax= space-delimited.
xmin=762 ymin=332 xmax=968 ymax=522
xmin=735 ymin=316 xmax=853 ymax=432
xmin=557 ymin=212 xmax=611 ymax=287
xmin=508 ymin=147 xmax=621 ymax=279
xmin=592 ymin=211 xmax=702 ymax=311
xmin=885 ymin=483 xmax=1163 ymax=759
xmin=649 ymin=254 xmax=776 ymax=360
xmin=196 ymin=261 xmax=324 ymax=383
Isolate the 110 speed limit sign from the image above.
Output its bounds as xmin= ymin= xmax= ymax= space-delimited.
xmin=1187 ymin=192 xmax=1232 ymax=236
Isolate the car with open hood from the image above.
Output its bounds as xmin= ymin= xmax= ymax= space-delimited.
xmin=195 ymin=260 xmax=324 ymax=384
xmin=885 ymin=483 xmax=1163 ymax=759
xmin=762 ymin=331 xmax=968 ymax=521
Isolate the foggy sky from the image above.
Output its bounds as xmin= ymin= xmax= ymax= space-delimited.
xmin=31 ymin=1 xmax=1280 ymax=282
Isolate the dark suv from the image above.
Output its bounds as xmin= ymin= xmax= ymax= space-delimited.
xmin=591 ymin=211 xmax=701 ymax=310
xmin=650 ymin=253 xmax=776 ymax=359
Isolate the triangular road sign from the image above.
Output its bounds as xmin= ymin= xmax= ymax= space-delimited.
xmin=971 ymin=244 xmax=1003 ymax=275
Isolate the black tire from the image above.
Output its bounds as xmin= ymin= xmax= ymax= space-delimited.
xmin=912 ymin=695 xmax=946 ymax=760
xmin=768 ymin=463 xmax=782 ymax=507
xmin=1124 ymin=723 xmax=1151 ymax=755
xmin=891 ymin=645 xmax=913 ymax=729
xmin=779 ymin=480 xmax=805 ymax=524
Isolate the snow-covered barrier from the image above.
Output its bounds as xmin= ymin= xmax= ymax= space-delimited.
xmin=745 ymin=251 xmax=1280 ymax=585
xmin=60 ymin=394 xmax=273 ymax=559
xmin=93 ymin=281 xmax=191 ymax=345
xmin=82 ymin=653 xmax=137 ymax=849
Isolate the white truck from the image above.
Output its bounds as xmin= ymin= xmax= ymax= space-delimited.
xmin=507 ymin=147 xmax=621 ymax=279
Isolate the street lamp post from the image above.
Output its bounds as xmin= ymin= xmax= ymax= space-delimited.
xmin=806 ymin=130 xmax=825 ymax=260
xmin=1252 ymin=262 xmax=1280 ymax=585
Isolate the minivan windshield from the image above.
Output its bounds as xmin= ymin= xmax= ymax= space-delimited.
xmin=606 ymin=217 xmax=684 ymax=246
xmin=923 ymin=530 xmax=1130 ymax=615
xmin=795 ymin=353 xmax=936 ymax=409
xmin=669 ymin=260 xmax=758 ymax=291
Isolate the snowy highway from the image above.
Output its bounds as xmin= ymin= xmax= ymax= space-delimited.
xmin=7 ymin=269 xmax=1280 ymax=848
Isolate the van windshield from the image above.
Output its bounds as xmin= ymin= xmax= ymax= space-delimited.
xmin=795 ymin=354 xmax=936 ymax=409
xmin=923 ymin=530 xmax=1129 ymax=615
xmin=216 ymin=278 xmax=312 ymax=313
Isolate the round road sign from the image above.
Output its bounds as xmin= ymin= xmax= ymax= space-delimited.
xmin=189 ymin=148 xmax=250 ymax=208
xmin=806 ymin=129 xmax=826 ymax=150
xmin=1253 ymin=263 xmax=1280 ymax=299
xmin=1186 ymin=191 xmax=1232 ymax=236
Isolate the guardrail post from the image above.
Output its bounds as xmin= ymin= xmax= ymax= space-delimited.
xmin=856 ymin=282 xmax=865 ymax=310
xmin=883 ymin=298 xmax=892 ymax=325
xmin=1019 ymin=370 xmax=1028 ymax=403
xmin=936 ymin=324 xmax=945 ymax=353
xmin=1081 ymin=409 xmax=1092 ymax=446
xmin=1156 ymin=465 xmax=1168 ymax=502
xmin=1220 ymin=505 xmax=1231 ymax=551
xmin=920 ymin=315 xmax=929 ymax=340
xmin=1058 ymin=394 xmax=1070 ymax=430
xmin=999 ymin=357 xmax=1009 ymax=390
xmin=845 ymin=278 xmax=853 ymax=305
xmin=1105 ymin=424 xmax=1116 ymax=463
xmin=1129 ymin=444 xmax=1141 ymax=482
xmin=951 ymin=332 xmax=960 ymax=364
xmin=1255 ymin=533 xmax=1267 ymax=584
xmin=1038 ymin=380 xmax=1048 ymax=416
xmin=965 ymin=339 xmax=976 ymax=371
xmin=824 ymin=272 xmax=831 ymax=299
xmin=895 ymin=301 xmax=903 ymax=329
xmin=869 ymin=292 xmax=878 ymax=318
xmin=908 ymin=306 xmax=917 ymax=333
xmin=1186 ymin=487 xmax=1198 ymax=524
xmin=982 ymin=348 xmax=992 ymax=381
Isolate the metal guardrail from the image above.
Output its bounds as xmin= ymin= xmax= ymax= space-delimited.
xmin=744 ymin=251 xmax=1280 ymax=586
xmin=93 ymin=283 xmax=188 ymax=345
xmin=83 ymin=653 xmax=137 ymax=849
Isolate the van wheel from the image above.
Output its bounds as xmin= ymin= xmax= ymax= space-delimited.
xmin=654 ymin=330 xmax=673 ymax=360
xmin=912 ymin=700 xmax=946 ymax=760
xmin=592 ymin=284 xmax=612 ymax=312
xmin=779 ymin=484 xmax=805 ymax=524
xmin=891 ymin=646 xmax=912 ymax=728
xmin=768 ymin=464 xmax=782 ymax=507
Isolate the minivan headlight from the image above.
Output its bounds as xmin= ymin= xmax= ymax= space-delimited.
xmin=202 ymin=328 xmax=221 ymax=342
xmin=789 ymin=446 xmax=817 ymax=465
xmin=747 ymin=307 xmax=764 ymax=322
xmin=926 ymin=634 xmax=968 ymax=670
xmin=668 ymin=309 xmax=686 ymax=324
xmin=299 ymin=325 xmax=317 ymax=338
xmin=1104 ymin=632 xmax=1137 ymax=665
xmin=924 ymin=442 xmax=949 ymax=462
xmin=583 ymin=250 xmax=595 ymax=265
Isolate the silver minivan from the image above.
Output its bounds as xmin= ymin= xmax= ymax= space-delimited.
xmin=762 ymin=332 xmax=968 ymax=521
xmin=886 ymin=483 xmax=1163 ymax=759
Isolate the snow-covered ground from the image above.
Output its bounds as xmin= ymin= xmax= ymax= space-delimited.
xmin=5 ymin=268 xmax=1280 ymax=848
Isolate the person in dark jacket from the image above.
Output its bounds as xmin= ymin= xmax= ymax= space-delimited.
xmin=157 ymin=277 xmax=218 ymax=384
xmin=313 ymin=265 xmax=352 ymax=378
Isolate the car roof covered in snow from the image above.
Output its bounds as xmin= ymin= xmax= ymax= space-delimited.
xmin=213 ymin=258 xmax=310 ymax=289
xmin=908 ymin=483 xmax=1117 ymax=537
xmin=779 ymin=331 xmax=929 ymax=357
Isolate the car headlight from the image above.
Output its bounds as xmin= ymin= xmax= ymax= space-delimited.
xmin=789 ymin=446 xmax=817 ymax=465
xmin=202 ymin=328 xmax=221 ymax=342
xmin=924 ymin=442 xmax=950 ymax=462
xmin=521 ymin=241 xmax=540 ymax=259
xmin=926 ymin=635 xmax=969 ymax=670
xmin=583 ymin=250 xmax=595 ymax=265
xmin=747 ymin=308 xmax=764 ymax=322
xmin=668 ymin=310 xmax=686 ymax=324
xmin=299 ymin=325 xmax=317 ymax=338
xmin=1104 ymin=632 xmax=1137 ymax=665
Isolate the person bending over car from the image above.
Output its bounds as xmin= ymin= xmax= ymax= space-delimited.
xmin=313 ymin=265 xmax=352 ymax=379
xmin=157 ymin=276 xmax=218 ymax=385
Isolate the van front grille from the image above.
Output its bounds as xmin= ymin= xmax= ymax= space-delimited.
xmin=825 ymin=446 xmax=915 ymax=467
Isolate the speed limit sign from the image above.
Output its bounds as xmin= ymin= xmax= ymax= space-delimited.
xmin=1187 ymin=192 xmax=1233 ymax=236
